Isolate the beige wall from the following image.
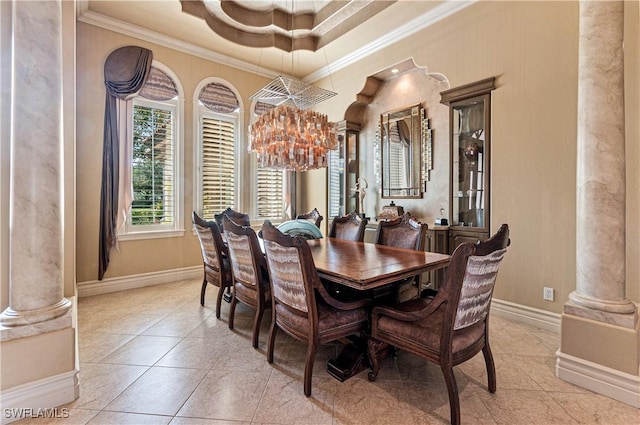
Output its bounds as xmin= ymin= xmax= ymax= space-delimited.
xmin=75 ymin=23 xmax=270 ymax=283
xmin=76 ymin=1 xmax=639 ymax=313
xmin=303 ymin=1 xmax=639 ymax=312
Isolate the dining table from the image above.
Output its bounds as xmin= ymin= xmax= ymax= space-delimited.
xmin=305 ymin=237 xmax=450 ymax=291
xmin=302 ymin=237 xmax=451 ymax=381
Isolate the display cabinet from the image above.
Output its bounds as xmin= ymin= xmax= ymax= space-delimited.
xmin=440 ymin=77 xmax=496 ymax=252
xmin=327 ymin=120 xmax=360 ymax=218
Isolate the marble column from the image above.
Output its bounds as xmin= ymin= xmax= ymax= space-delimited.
xmin=0 ymin=0 xmax=71 ymax=326
xmin=567 ymin=0 xmax=636 ymax=327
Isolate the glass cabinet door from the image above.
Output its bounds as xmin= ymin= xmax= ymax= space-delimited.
xmin=327 ymin=120 xmax=360 ymax=218
xmin=452 ymin=96 xmax=488 ymax=229
xmin=441 ymin=77 xmax=495 ymax=252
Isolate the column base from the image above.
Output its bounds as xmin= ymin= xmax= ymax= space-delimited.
xmin=567 ymin=291 xmax=637 ymax=326
xmin=0 ymin=298 xmax=72 ymax=327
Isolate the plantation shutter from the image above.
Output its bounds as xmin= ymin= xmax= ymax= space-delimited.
xmin=256 ymin=167 xmax=284 ymax=219
xmin=253 ymin=101 xmax=284 ymax=220
xmin=131 ymin=104 xmax=175 ymax=226
xmin=201 ymin=116 xmax=236 ymax=219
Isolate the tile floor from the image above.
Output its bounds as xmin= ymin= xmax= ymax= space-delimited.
xmin=16 ymin=278 xmax=639 ymax=425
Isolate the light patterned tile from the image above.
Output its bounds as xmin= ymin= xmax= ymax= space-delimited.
xmin=78 ymin=331 xmax=136 ymax=363
xmin=458 ymin=352 xmax=543 ymax=391
xmin=176 ymin=369 xmax=271 ymax=421
xmin=155 ymin=336 xmax=231 ymax=369
xmin=66 ymin=363 xmax=148 ymax=410
xmin=548 ymin=391 xmax=640 ymax=425
xmin=85 ymin=411 xmax=172 ymax=425
xmin=253 ymin=372 xmax=335 ymax=424
xmin=105 ymin=367 xmax=208 ymax=416
xmin=333 ymin=378 xmax=439 ymax=425
xmin=477 ymin=388 xmax=580 ymax=425
xmin=100 ymin=335 xmax=182 ymax=366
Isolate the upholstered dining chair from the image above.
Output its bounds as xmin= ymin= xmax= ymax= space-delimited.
xmin=296 ymin=207 xmax=324 ymax=228
xmin=375 ymin=213 xmax=429 ymax=302
xmin=261 ymin=220 xmax=369 ymax=397
xmin=223 ymin=216 xmax=271 ymax=348
xmin=214 ymin=207 xmax=250 ymax=233
xmin=192 ymin=211 xmax=233 ymax=318
xmin=368 ymin=224 xmax=510 ymax=425
xmin=328 ymin=211 xmax=368 ymax=242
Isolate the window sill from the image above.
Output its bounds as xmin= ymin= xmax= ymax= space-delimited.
xmin=117 ymin=229 xmax=185 ymax=241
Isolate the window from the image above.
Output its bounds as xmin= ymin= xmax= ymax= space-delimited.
xmin=252 ymin=101 xmax=285 ymax=221
xmin=120 ymin=64 xmax=183 ymax=239
xmin=131 ymin=100 xmax=176 ymax=227
xmin=195 ymin=80 xmax=241 ymax=220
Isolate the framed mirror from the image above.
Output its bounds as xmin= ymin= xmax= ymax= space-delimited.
xmin=380 ymin=104 xmax=425 ymax=198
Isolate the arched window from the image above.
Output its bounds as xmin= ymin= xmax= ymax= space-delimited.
xmin=194 ymin=79 xmax=242 ymax=220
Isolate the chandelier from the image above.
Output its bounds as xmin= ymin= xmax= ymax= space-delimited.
xmin=249 ymin=76 xmax=338 ymax=171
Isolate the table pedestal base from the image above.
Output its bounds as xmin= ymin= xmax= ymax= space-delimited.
xmin=326 ymin=337 xmax=394 ymax=382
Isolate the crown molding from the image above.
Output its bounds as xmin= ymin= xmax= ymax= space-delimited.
xmin=304 ymin=0 xmax=476 ymax=82
xmin=76 ymin=7 xmax=280 ymax=79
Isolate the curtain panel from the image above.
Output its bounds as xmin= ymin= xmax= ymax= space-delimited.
xmin=99 ymin=46 xmax=153 ymax=280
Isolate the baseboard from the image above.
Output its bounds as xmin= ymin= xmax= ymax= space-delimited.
xmin=0 ymin=370 xmax=79 ymax=425
xmin=556 ymin=350 xmax=640 ymax=408
xmin=491 ymin=298 xmax=561 ymax=333
xmin=77 ymin=266 xmax=201 ymax=297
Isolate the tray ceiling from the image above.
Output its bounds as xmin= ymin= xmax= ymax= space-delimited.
xmin=79 ymin=0 xmax=473 ymax=80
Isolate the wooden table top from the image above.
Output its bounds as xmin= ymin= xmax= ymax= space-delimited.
xmin=306 ymin=238 xmax=451 ymax=291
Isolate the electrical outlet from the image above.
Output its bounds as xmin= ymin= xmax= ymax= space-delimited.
xmin=543 ymin=287 xmax=554 ymax=301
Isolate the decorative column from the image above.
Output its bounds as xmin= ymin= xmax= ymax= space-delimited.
xmin=558 ymin=1 xmax=638 ymax=407
xmin=568 ymin=0 xmax=636 ymax=326
xmin=0 ymin=0 xmax=71 ymax=326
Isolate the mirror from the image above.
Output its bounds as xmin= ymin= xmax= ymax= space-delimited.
xmin=380 ymin=104 xmax=426 ymax=198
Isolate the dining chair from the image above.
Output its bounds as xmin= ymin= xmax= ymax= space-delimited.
xmin=296 ymin=207 xmax=324 ymax=228
xmin=223 ymin=216 xmax=271 ymax=348
xmin=328 ymin=211 xmax=368 ymax=242
xmin=192 ymin=211 xmax=233 ymax=318
xmin=214 ymin=207 xmax=250 ymax=233
xmin=261 ymin=220 xmax=369 ymax=397
xmin=375 ymin=212 xmax=429 ymax=302
xmin=368 ymin=224 xmax=510 ymax=425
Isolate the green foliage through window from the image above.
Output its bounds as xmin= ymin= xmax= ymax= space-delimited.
xmin=132 ymin=104 xmax=175 ymax=226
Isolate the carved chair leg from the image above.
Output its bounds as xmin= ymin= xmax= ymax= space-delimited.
xmin=304 ymin=343 xmax=317 ymax=397
xmin=200 ymin=277 xmax=207 ymax=306
xmin=482 ymin=342 xmax=497 ymax=393
xmin=252 ymin=306 xmax=264 ymax=349
xmin=228 ymin=294 xmax=238 ymax=330
xmin=215 ymin=285 xmax=224 ymax=319
xmin=441 ymin=364 xmax=460 ymax=425
xmin=267 ymin=322 xmax=277 ymax=364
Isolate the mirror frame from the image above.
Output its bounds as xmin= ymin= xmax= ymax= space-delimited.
xmin=380 ymin=104 xmax=428 ymax=199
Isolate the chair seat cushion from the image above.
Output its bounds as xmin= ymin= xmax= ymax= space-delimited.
xmin=376 ymin=298 xmax=485 ymax=355
xmin=275 ymin=301 xmax=367 ymax=338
